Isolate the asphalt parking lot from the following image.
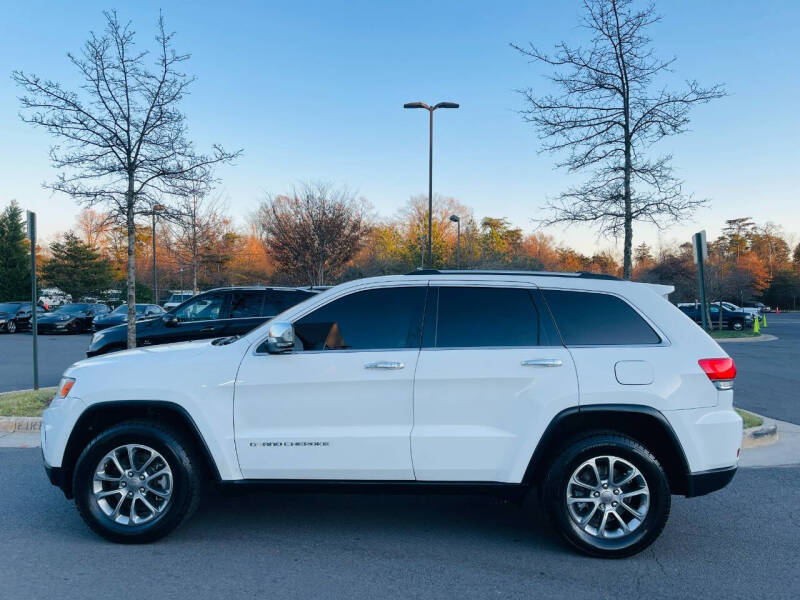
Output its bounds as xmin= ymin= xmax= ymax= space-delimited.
xmin=0 ymin=332 xmax=91 ymax=392
xmin=720 ymin=313 xmax=800 ymax=424
xmin=0 ymin=448 xmax=797 ymax=599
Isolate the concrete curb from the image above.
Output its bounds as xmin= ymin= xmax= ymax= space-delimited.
xmin=716 ymin=333 xmax=777 ymax=343
xmin=0 ymin=416 xmax=41 ymax=433
xmin=741 ymin=420 xmax=778 ymax=448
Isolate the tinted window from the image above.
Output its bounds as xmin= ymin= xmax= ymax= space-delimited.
xmin=435 ymin=287 xmax=544 ymax=348
xmin=228 ymin=291 xmax=264 ymax=318
xmin=542 ymin=290 xmax=660 ymax=345
xmin=174 ymin=292 xmax=226 ymax=322
xmin=264 ymin=290 xmax=315 ymax=316
xmin=0 ymin=303 xmax=24 ymax=313
xmin=294 ymin=287 xmax=426 ymax=351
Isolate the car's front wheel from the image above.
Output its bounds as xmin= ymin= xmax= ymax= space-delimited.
xmin=5 ymin=320 xmax=16 ymax=333
xmin=542 ymin=433 xmax=670 ymax=558
xmin=73 ymin=421 xmax=202 ymax=543
xmin=730 ymin=319 xmax=744 ymax=331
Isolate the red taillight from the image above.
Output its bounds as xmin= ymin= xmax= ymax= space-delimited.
xmin=698 ymin=358 xmax=737 ymax=381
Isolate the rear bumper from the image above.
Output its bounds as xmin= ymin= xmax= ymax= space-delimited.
xmin=686 ymin=465 xmax=737 ymax=497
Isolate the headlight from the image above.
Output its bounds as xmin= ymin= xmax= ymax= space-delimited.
xmin=56 ymin=377 xmax=76 ymax=399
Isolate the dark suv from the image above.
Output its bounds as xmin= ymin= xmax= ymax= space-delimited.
xmin=678 ymin=303 xmax=754 ymax=331
xmin=86 ymin=286 xmax=318 ymax=357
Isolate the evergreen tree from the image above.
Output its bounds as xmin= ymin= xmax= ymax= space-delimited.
xmin=41 ymin=232 xmax=112 ymax=300
xmin=0 ymin=201 xmax=30 ymax=301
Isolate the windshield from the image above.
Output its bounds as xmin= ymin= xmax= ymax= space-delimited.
xmin=55 ymin=304 xmax=90 ymax=314
xmin=0 ymin=303 xmax=24 ymax=313
xmin=111 ymin=304 xmax=148 ymax=315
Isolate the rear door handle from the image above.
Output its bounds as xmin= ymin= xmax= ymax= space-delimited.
xmin=521 ymin=359 xmax=563 ymax=367
xmin=364 ymin=361 xmax=405 ymax=370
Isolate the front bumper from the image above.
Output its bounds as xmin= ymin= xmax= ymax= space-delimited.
xmin=37 ymin=322 xmax=73 ymax=334
xmin=43 ymin=459 xmax=70 ymax=496
xmin=686 ymin=465 xmax=737 ymax=497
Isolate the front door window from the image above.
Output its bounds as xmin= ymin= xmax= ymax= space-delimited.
xmin=174 ymin=292 xmax=227 ymax=322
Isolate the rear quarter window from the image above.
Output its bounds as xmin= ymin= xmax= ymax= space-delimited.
xmin=542 ymin=289 xmax=661 ymax=346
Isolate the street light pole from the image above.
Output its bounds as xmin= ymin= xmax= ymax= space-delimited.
xmin=151 ymin=204 xmax=165 ymax=303
xmin=404 ymin=101 xmax=459 ymax=268
xmin=449 ymin=214 xmax=461 ymax=268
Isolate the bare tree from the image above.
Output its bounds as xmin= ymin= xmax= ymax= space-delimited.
xmin=512 ymin=0 xmax=725 ymax=278
xmin=74 ymin=208 xmax=114 ymax=249
xmin=170 ymin=184 xmax=230 ymax=293
xmin=13 ymin=11 xmax=240 ymax=347
xmin=255 ymin=182 xmax=370 ymax=285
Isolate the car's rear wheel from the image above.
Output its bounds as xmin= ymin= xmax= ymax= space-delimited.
xmin=73 ymin=421 xmax=202 ymax=543
xmin=542 ymin=433 xmax=670 ymax=558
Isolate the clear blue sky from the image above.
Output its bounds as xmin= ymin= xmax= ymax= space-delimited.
xmin=2 ymin=0 xmax=798 ymax=254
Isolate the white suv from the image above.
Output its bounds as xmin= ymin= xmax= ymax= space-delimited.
xmin=41 ymin=271 xmax=741 ymax=557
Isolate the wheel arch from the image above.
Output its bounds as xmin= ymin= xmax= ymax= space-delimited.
xmin=59 ymin=400 xmax=221 ymax=498
xmin=523 ymin=404 xmax=691 ymax=496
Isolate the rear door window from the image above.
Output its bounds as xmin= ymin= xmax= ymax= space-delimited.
xmin=228 ymin=290 xmax=265 ymax=318
xmin=541 ymin=290 xmax=660 ymax=345
xmin=264 ymin=290 xmax=316 ymax=316
xmin=434 ymin=286 xmax=555 ymax=348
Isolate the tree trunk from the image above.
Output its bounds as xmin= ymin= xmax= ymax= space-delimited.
xmin=126 ymin=174 xmax=137 ymax=349
xmin=191 ymin=196 xmax=198 ymax=294
xmin=622 ymin=118 xmax=633 ymax=279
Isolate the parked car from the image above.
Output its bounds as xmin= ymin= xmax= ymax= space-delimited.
xmin=678 ymin=303 xmax=754 ymax=331
xmin=742 ymin=301 xmax=770 ymax=313
xmin=0 ymin=301 xmax=46 ymax=333
xmin=92 ymin=304 xmax=165 ymax=332
xmin=45 ymin=270 xmax=741 ymax=557
xmin=163 ymin=291 xmax=195 ymax=310
xmin=36 ymin=303 xmax=110 ymax=334
xmin=714 ymin=301 xmax=760 ymax=318
xmin=86 ymin=286 xmax=318 ymax=356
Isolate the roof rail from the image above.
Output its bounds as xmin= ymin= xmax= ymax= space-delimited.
xmin=405 ymin=269 xmax=621 ymax=281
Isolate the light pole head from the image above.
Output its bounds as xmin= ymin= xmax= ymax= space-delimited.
xmin=449 ymin=214 xmax=460 ymax=223
xmin=434 ymin=102 xmax=459 ymax=110
xmin=404 ymin=101 xmax=429 ymax=110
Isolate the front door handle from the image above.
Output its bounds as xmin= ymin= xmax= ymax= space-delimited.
xmin=364 ymin=361 xmax=405 ymax=370
xmin=521 ymin=359 xmax=563 ymax=367
xmin=200 ymin=326 xmax=218 ymax=332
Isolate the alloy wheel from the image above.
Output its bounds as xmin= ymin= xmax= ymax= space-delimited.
xmin=7 ymin=320 xmax=15 ymax=333
xmin=92 ymin=444 xmax=173 ymax=526
xmin=565 ymin=455 xmax=650 ymax=539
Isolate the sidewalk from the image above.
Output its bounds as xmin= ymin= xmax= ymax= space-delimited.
xmin=738 ymin=416 xmax=800 ymax=468
xmin=0 ymin=431 xmax=40 ymax=448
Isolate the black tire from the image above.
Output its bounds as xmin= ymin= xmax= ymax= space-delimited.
xmin=542 ymin=433 xmax=670 ymax=558
xmin=73 ymin=420 xmax=202 ymax=543
xmin=730 ymin=319 xmax=743 ymax=331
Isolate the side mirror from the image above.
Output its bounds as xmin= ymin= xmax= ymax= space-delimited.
xmin=162 ymin=313 xmax=179 ymax=327
xmin=264 ymin=321 xmax=294 ymax=354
